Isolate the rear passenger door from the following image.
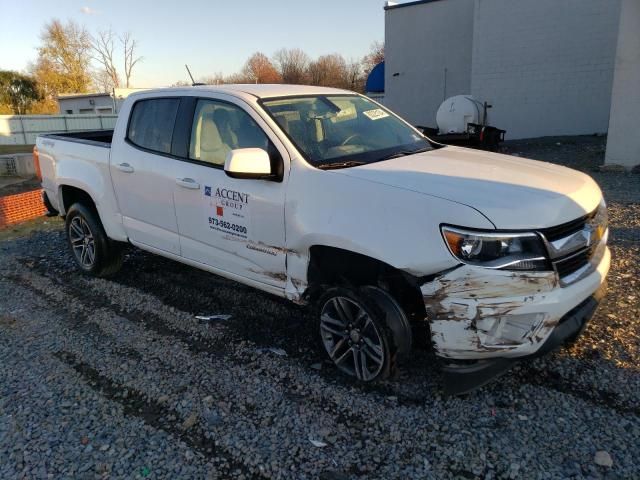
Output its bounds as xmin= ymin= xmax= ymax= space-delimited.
xmin=172 ymin=95 xmax=289 ymax=288
xmin=110 ymin=97 xmax=182 ymax=255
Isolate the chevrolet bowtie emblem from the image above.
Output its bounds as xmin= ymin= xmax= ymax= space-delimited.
xmin=583 ymin=225 xmax=594 ymax=247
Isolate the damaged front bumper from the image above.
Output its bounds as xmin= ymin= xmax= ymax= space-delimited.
xmin=440 ymin=285 xmax=606 ymax=394
xmin=420 ymin=244 xmax=610 ymax=394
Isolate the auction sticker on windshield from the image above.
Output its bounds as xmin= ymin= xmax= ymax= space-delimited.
xmin=204 ymin=185 xmax=250 ymax=239
xmin=362 ymin=108 xmax=389 ymax=121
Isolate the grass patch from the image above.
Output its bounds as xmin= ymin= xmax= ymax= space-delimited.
xmin=0 ymin=215 xmax=63 ymax=241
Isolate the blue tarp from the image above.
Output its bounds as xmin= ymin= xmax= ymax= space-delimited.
xmin=365 ymin=62 xmax=384 ymax=93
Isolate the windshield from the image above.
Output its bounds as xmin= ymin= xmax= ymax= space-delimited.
xmin=261 ymin=95 xmax=431 ymax=168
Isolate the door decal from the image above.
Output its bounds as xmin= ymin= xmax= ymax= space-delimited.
xmin=205 ymin=185 xmax=251 ymax=240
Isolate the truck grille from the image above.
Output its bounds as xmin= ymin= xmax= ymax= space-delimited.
xmin=541 ymin=211 xmax=594 ymax=242
xmin=554 ymin=247 xmax=594 ymax=278
xmin=539 ymin=204 xmax=607 ymax=286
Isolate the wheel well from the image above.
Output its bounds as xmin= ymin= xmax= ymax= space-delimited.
xmin=60 ymin=186 xmax=96 ymax=215
xmin=307 ymin=246 xmax=427 ymax=325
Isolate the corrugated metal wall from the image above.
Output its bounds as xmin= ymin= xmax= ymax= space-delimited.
xmin=0 ymin=115 xmax=118 ymax=145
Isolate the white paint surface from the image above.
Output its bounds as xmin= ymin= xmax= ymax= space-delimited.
xmin=605 ymin=0 xmax=640 ymax=169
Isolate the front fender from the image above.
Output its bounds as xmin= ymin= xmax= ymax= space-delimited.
xmin=284 ymin=167 xmax=493 ymax=300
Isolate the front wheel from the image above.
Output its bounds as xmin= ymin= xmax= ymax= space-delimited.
xmin=318 ymin=287 xmax=406 ymax=382
xmin=65 ymin=203 xmax=123 ymax=277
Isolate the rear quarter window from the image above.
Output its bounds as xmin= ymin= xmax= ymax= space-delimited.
xmin=127 ymin=98 xmax=180 ymax=154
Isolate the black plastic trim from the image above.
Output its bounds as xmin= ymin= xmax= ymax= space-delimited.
xmin=172 ymin=96 xmax=197 ymax=159
xmin=40 ymin=132 xmax=112 ymax=149
xmin=42 ymin=191 xmax=59 ymax=216
xmin=224 ymin=170 xmax=278 ymax=181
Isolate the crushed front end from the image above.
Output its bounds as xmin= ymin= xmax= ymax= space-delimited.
xmin=422 ymin=203 xmax=610 ymax=394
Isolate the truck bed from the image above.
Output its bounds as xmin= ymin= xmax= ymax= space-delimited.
xmin=41 ymin=129 xmax=114 ymax=147
xmin=37 ymin=130 xmax=115 ymax=214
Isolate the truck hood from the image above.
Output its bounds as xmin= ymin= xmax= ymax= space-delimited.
xmin=340 ymin=146 xmax=602 ymax=229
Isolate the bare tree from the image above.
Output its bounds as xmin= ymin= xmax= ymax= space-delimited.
xmin=346 ymin=59 xmax=364 ymax=92
xmin=226 ymin=72 xmax=255 ymax=84
xmin=308 ymin=53 xmax=349 ymax=88
xmin=191 ymin=43 xmax=378 ymax=91
xmin=362 ymin=41 xmax=384 ymax=76
xmin=273 ymin=48 xmax=310 ymax=84
xmin=93 ymin=69 xmax=115 ymax=92
xmin=91 ymin=29 xmax=142 ymax=89
xmin=200 ymin=72 xmax=227 ymax=85
xmin=242 ymin=52 xmax=281 ymax=84
xmin=121 ymin=32 xmax=142 ymax=88
xmin=91 ymin=29 xmax=120 ymax=89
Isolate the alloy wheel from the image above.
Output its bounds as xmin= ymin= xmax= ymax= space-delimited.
xmin=320 ymin=296 xmax=385 ymax=381
xmin=69 ymin=216 xmax=96 ymax=268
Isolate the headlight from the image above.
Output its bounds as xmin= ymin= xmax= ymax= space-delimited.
xmin=441 ymin=226 xmax=549 ymax=270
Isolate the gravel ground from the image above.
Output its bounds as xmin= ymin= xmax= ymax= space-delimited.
xmin=1 ymin=136 xmax=638 ymax=479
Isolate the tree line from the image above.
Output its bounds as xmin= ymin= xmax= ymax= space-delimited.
xmin=178 ymin=43 xmax=384 ymax=93
xmin=1 ymin=17 xmax=383 ymax=115
xmin=1 ymin=19 xmax=142 ymax=114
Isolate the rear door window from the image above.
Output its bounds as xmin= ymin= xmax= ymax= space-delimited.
xmin=127 ymin=98 xmax=180 ymax=154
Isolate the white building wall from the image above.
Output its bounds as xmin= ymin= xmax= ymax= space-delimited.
xmin=58 ymin=95 xmax=115 ymax=114
xmin=605 ymin=0 xmax=640 ymax=168
xmin=384 ymin=0 xmax=475 ymax=127
xmin=470 ymin=0 xmax=621 ymax=139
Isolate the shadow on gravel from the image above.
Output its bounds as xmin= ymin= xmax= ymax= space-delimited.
xmin=112 ymin=249 xmax=322 ymax=360
xmin=10 ymin=231 xmax=445 ymax=405
xmin=53 ymin=350 xmax=261 ymax=479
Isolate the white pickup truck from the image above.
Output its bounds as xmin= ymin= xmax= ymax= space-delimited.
xmin=36 ymin=85 xmax=609 ymax=393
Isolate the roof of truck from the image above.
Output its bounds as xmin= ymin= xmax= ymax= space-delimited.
xmin=134 ymin=84 xmax=354 ymax=100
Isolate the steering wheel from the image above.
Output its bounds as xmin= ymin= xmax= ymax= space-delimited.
xmin=341 ymin=133 xmax=362 ymax=146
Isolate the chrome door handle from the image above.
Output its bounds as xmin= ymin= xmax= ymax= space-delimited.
xmin=115 ymin=162 xmax=134 ymax=173
xmin=176 ymin=177 xmax=200 ymax=189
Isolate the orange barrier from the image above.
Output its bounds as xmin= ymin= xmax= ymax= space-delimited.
xmin=0 ymin=189 xmax=46 ymax=228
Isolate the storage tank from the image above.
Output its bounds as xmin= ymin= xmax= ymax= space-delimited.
xmin=436 ymin=95 xmax=484 ymax=134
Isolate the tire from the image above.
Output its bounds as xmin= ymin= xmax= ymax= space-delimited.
xmin=65 ymin=203 xmax=123 ymax=277
xmin=317 ymin=286 xmax=410 ymax=382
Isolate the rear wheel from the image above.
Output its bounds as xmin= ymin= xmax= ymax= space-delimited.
xmin=65 ymin=203 xmax=123 ymax=277
xmin=318 ymin=287 xmax=407 ymax=381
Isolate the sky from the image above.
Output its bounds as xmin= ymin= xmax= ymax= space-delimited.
xmin=0 ymin=0 xmax=387 ymax=87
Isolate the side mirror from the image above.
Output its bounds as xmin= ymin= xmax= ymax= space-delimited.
xmin=224 ymin=148 xmax=272 ymax=180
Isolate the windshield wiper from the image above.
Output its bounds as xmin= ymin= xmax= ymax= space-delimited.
xmin=317 ymin=160 xmax=366 ymax=170
xmin=378 ymin=147 xmax=431 ymax=162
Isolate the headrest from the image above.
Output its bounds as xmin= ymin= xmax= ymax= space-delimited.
xmin=200 ymin=115 xmax=223 ymax=151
